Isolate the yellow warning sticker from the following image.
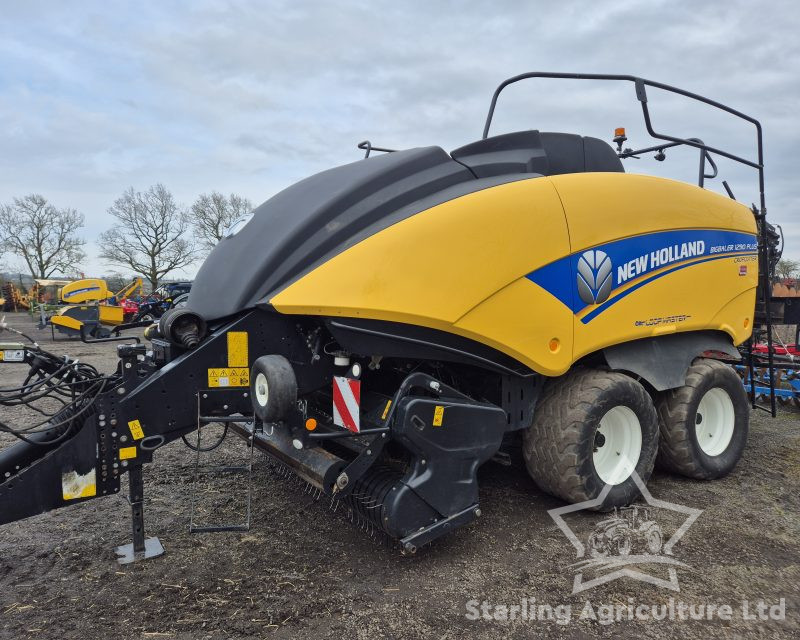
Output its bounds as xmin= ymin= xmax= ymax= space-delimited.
xmin=128 ymin=419 xmax=145 ymax=440
xmin=381 ymin=399 xmax=392 ymax=420
xmin=119 ymin=446 xmax=138 ymax=460
xmin=208 ymin=367 xmax=250 ymax=388
xmin=227 ymin=332 xmax=249 ymax=368
xmin=62 ymin=469 xmax=96 ymax=500
xmin=433 ymin=405 xmax=444 ymax=427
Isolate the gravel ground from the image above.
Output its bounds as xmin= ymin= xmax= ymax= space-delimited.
xmin=1 ymin=311 xmax=798 ymax=639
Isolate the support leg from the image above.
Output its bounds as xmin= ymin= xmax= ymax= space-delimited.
xmin=114 ymin=464 xmax=165 ymax=564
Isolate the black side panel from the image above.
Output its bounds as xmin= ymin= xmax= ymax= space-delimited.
xmin=189 ymin=147 xmax=473 ymax=321
xmin=391 ymin=396 xmax=507 ymax=517
xmin=540 ymin=132 xmax=625 ymax=174
xmin=451 ymin=130 xmax=549 ymax=178
xmin=583 ymin=135 xmax=625 ymax=172
xmin=603 ymin=330 xmax=740 ymax=391
xmin=538 ymin=132 xmax=586 ymax=174
xmin=326 ymin=317 xmax=533 ymax=376
xmin=451 ymin=130 xmax=624 ymax=179
xmin=0 ymin=417 xmax=106 ymax=526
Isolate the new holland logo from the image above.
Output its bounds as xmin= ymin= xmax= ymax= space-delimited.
xmin=577 ymin=250 xmax=613 ymax=305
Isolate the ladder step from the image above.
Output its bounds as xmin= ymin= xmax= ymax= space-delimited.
xmin=189 ymin=404 xmax=253 ymax=534
xmin=189 ymin=524 xmax=250 ymax=534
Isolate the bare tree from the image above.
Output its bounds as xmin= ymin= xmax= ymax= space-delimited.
xmin=776 ymin=258 xmax=799 ymax=281
xmin=99 ymin=184 xmax=196 ymax=291
xmin=191 ymin=191 xmax=252 ymax=251
xmin=0 ymin=194 xmax=86 ymax=279
xmin=102 ymin=271 xmax=134 ymax=294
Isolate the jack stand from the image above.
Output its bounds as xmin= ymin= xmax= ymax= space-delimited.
xmin=115 ymin=464 xmax=164 ymax=565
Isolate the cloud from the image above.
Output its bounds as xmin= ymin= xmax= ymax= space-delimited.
xmin=0 ymin=0 xmax=798 ymax=276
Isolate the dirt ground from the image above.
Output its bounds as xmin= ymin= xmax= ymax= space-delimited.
xmin=1 ymin=311 xmax=798 ymax=639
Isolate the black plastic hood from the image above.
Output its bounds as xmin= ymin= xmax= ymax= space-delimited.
xmin=187 ymin=146 xmax=475 ymax=321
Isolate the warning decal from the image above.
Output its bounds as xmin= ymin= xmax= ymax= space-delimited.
xmin=119 ymin=446 xmax=138 ymax=460
xmin=62 ymin=469 xmax=97 ymax=500
xmin=332 ymin=376 xmax=361 ymax=433
xmin=128 ymin=419 xmax=145 ymax=440
xmin=208 ymin=367 xmax=250 ymax=388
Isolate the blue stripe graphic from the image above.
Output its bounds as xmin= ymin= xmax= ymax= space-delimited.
xmin=526 ymin=229 xmax=757 ymax=323
xmin=580 ymin=253 xmax=743 ymax=323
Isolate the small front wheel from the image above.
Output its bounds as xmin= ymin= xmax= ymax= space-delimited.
xmin=250 ymin=355 xmax=297 ymax=423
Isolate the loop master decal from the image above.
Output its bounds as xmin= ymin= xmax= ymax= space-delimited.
xmin=526 ymin=229 xmax=758 ymax=324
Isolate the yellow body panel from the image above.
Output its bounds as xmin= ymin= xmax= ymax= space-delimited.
xmin=548 ymin=173 xmax=757 ymax=363
xmin=271 ymin=173 xmax=757 ymax=375
xmin=51 ymin=303 xmax=125 ymax=331
xmin=549 ymin=173 xmax=755 ymax=248
xmin=50 ymin=311 xmax=84 ymax=331
xmin=98 ymin=305 xmax=124 ymax=325
xmin=454 ymin=278 xmax=574 ymax=375
xmin=61 ymin=278 xmax=111 ymax=303
xmin=272 ymin=176 xmax=571 ymax=325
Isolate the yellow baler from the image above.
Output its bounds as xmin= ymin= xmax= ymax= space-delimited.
xmin=0 ymin=73 xmax=780 ymax=559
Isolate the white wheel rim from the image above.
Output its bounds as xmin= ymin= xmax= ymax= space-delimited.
xmin=593 ymin=406 xmax=642 ymax=485
xmin=695 ymin=387 xmax=735 ymax=456
xmin=255 ymin=372 xmax=269 ymax=408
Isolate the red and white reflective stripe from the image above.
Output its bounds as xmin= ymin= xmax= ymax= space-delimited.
xmin=332 ymin=376 xmax=361 ymax=433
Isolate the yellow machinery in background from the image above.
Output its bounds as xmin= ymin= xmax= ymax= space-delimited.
xmin=1 ymin=282 xmax=36 ymax=311
xmin=49 ymin=277 xmax=143 ymax=338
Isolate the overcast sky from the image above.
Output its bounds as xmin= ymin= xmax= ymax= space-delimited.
xmin=1 ymin=0 xmax=797 ymax=278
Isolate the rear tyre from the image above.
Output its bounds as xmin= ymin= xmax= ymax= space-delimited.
xmin=523 ymin=369 xmax=659 ymax=509
xmin=656 ymin=358 xmax=749 ymax=479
